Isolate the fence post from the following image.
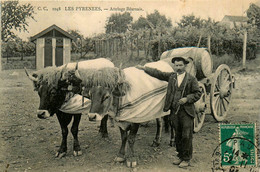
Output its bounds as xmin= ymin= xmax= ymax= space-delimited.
xmin=242 ymin=30 xmax=247 ymax=69
xmin=207 ymin=35 xmax=211 ymax=54
xmin=137 ymin=35 xmax=139 ymax=58
xmin=158 ymin=31 xmax=161 ymax=60
xmin=116 ymin=38 xmax=119 ymax=56
xmin=130 ymin=37 xmax=133 ymax=59
xmin=144 ymin=31 xmax=147 ymax=57
xmin=125 ymin=36 xmax=127 ymax=56
xmin=120 ymin=38 xmax=123 ymax=55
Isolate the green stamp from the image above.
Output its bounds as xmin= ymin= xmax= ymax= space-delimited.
xmin=219 ymin=123 xmax=257 ymax=167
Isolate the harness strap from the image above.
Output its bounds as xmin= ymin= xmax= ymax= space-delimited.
xmin=112 ymin=95 xmax=122 ymax=118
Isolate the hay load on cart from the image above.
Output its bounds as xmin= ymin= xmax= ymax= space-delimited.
xmin=161 ymin=47 xmax=235 ymax=132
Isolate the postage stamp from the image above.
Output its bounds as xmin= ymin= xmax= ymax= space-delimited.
xmin=219 ymin=123 xmax=257 ymax=168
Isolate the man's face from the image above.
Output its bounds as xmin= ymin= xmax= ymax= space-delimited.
xmin=174 ymin=60 xmax=186 ymax=74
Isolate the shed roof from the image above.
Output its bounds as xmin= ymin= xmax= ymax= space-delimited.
xmin=222 ymin=15 xmax=248 ymax=22
xmin=30 ymin=24 xmax=75 ymax=42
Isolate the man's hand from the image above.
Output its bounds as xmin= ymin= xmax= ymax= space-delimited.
xmin=178 ymin=97 xmax=188 ymax=105
xmin=136 ymin=65 xmax=145 ymax=70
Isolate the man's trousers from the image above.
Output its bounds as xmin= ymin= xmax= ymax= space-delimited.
xmin=171 ymin=106 xmax=194 ymax=161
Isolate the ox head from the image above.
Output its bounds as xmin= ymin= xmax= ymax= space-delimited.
xmin=87 ymin=86 xmax=114 ymax=121
xmin=76 ymin=67 xmax=130 ymax=122
xmin=25 ymin=67 xmax=69 ymax=119
xmin=60 ymin=63 xmax=83 ymax=94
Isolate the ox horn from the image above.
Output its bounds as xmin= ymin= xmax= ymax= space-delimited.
xmin=75 ymin=69 xmax=81 ymax=80
xmin=75 ymin=62 xmax=79 ymax=70
xmin=61 ymin=63 xmax=68 ymax=80
xmin=24 ymin=67 xmax=38 ymax=82
xmin=74 ymin=62 xmax=82 ymax=79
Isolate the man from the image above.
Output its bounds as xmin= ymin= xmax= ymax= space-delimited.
xmin=137 ymin=57 xmax=201 ymax=168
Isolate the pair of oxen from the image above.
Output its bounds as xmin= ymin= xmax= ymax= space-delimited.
xmin=25 ymin=58 xmax=173 ymax=167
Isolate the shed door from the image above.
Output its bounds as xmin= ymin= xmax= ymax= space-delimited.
xmin=55 ymin=38 xmax=63 ymax=66
xmin=44 ymin=38 xmax=53 ymax=67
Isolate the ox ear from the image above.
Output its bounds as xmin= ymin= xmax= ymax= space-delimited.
xmin=112 ymin=83 xmax=126 ymax=97
xmin=112 ymin=65 xmax=127 ymax=97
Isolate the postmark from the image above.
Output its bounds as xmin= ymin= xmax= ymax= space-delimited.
xmin=212 ymin=123 xmax=258 ymax=171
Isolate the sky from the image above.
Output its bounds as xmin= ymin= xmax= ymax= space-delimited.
xmin=11 ymin=0 xmax=260 ymax=41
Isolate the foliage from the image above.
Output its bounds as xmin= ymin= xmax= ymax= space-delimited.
xmin=1 ymin=35 xmax=35 ymax=58
xmin=247 ymin=3 xmax=260 ymax=29
xmin=133 ymin=10 xmax=172 ymax=30
xmin=105 ymin=12 xmax=133 ymax=33
xmin=1 ymin=1 xmax=35 ymax=42
xmin=177 ymin=14 xmax=205 ymax=28
xmin=68 ymin=29 xmax=84 ymax=53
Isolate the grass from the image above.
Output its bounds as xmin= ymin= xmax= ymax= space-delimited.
xmin=1 ymin=56 xmax=36 ymax=70
xmin=211 ymin=54 xmax=237 ymax=70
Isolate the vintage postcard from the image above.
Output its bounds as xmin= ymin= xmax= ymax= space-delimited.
xmin=1 ymin=0 xmax=259 ymax=171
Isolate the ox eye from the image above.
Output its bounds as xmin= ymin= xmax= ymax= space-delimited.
xmin=102 ymin=95 xmax=110 ymax=102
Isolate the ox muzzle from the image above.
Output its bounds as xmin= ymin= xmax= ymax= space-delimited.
xmin=37 ymin=110 xmax=51 ymax=119
xmin=87 ymin=113 xmax=102 ymax=122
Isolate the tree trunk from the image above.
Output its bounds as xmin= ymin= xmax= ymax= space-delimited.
xmin=21 ymin=43 xmax=24 ymax=61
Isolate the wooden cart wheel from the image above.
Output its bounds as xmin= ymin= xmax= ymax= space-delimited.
xmin=210 ymin=64 xmax=233 ymax=121
xmin=194 ymin=82 xmax=206 ymax=133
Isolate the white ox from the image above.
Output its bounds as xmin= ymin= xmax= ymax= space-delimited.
xmin=74 ymin=60 xmax=174 ymax=167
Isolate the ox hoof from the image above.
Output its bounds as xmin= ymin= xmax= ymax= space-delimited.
xmin=151 ymin=140 xmax=160 ymax=147
xmin=114 ymin=156 xmax=125 ymax=162
xmin=55 ymin=152 xmax=66 ymax=159
xmin=102 ymin=133 xmax=109 ymax=138
xmin=126 ymin=160 xmax=137 ymax=168
xmin=73 ymin=150 xmax=82 ymax=156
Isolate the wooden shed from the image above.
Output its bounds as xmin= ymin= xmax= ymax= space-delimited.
xmin=31 ymin=24 xmax=75 ymax=69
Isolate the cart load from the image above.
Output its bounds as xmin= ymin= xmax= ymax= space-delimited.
xmin=160 ymin=47 xmax=212 ymax=81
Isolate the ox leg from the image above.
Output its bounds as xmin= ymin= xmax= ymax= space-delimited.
xmin=99 ymin=114 xmax=108 ymax=138
xmin=151 ymin=118 xmax=162 ymax=147
xmin=163 ymin=115 xmax=170 ymax=133
xmin=115 ymin=127 xmax=128 ymax=163
xmin=71 ymin=114 xmax=82 ymax=156
xmin=169 ymin=120 xmax=176 ymax=147
xmin=126 ymin=123 xmax=139 ymax=168
xmin=56 ymin=112 xmax=73 ymax=158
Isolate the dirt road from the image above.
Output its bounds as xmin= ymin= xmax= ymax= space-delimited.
xmin=0 ymin=57 xmax=259 ymax=172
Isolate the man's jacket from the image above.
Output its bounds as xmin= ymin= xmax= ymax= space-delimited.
xmin=144 ymin=67 xmax=201 ymax=117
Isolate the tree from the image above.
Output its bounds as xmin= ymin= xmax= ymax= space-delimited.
xmin=247 ymin=3 xmax=260 ymax=29
xmin=1 ymin=1 xmax=35 ymax=42
xmin=105 ymin=12 xmax=133 ymax=33
xmin=68 ymin=29 xmax=84 ymax=53
xmin=133 ymin=10 xmax=172 ymax=30
xmin=146 ymin=10 xmax=172 ymax=28
xmin=177 ymin=14 xmax=205 ymax=28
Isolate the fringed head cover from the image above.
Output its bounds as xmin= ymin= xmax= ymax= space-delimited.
xmin=78 ymin=67 xmax=131 ymax=95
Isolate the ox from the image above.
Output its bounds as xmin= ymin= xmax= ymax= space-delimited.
xmin=25 ymin=58 xmax=114 ymax=158
xmin=74 ymin=61 xmax=175 ymax=167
